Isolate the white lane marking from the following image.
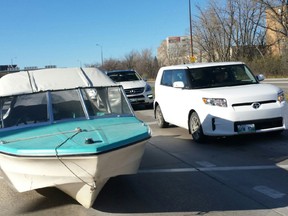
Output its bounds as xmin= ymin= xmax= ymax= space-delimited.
xmin=139 ymin=168 xmax=198 ymax=173
xmin=253 ymin=186 xmax=286 ymax=199
xmin=139 ymin=164 xmax=288 ymax=173
xmin=196 ymin=161 xmax=216 ymax=168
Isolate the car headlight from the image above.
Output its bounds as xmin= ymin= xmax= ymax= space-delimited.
xmin=202 ymin=98 xmax=227 ymax=107
xmin=145 ymin=84 xmax=152 ymax=92
xmin=278 ymin=91 xmax=285 ymax=103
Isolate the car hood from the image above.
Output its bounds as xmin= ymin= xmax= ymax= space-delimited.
xmin=116 ymin=80 xmax=146 ymax=89
xmin=199 ymin=83 xmax=282 ymax=104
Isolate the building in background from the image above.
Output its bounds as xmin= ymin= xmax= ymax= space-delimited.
xmin=266 ymin=5 xmax=287 ymax=56
xmin=157 ymin=36 xmax=191 ymax=66
xmin=157 ymin=36 xmax=205 ymax=66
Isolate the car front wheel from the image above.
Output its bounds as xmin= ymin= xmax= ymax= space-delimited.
xmin=155 ymin=105 xmax=169 ymax=128
xmin=189 ymin=112 xmax=205 ymax=142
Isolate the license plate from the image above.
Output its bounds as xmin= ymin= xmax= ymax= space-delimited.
xmin=129 ymin=98 xmax=138 ymax=102
xmin=237 ymin=124 xmax=255 ymax=133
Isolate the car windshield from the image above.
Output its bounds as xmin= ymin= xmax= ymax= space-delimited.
xmin=188 ymin=64 xmax=258 ymax=89
xmin=108 ymin=71 xmax=141 ymax=82
xmin=0 ymin=86 xmax=133 ymax=129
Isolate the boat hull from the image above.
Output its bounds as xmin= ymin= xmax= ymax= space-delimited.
xmin=0 ymin=140 xmax=147 ymax=208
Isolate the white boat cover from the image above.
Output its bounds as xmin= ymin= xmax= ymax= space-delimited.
xmin=0 ymin=67 xmax=116 ymax=97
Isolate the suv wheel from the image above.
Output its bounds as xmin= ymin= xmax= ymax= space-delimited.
xmin=156 ymin=105 xmax=169 ymax=128
xmin=189 ymin=112 xmax=205 ymax=142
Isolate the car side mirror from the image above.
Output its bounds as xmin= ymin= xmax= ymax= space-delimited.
xmin=256 ymin=74 xmax=265 ymax=82
xmin=173 ymin=81 xmax=185 ymax=88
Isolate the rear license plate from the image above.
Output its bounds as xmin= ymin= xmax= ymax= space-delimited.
xmin=237 ymin=124 xmax=255 ymax=133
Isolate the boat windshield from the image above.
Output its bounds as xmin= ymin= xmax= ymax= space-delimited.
xmin=0 ymin=92 xmax=48 ymax=128
xmin=81 ymin=87 xmax=132 ymax=117
xmin=187 ymin=64 xmax=258 ymax=89
xmin=0 ymin=86 xmax=133 ymax=129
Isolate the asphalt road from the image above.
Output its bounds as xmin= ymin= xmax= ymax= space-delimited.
xmin=0 ymin=80 xmax=288 ymax=216
xmin=262 ymin=79 xmax=288 ymax=95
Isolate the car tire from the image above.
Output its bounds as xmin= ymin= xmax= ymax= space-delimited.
xmin=155 ymin=105 xmax=169 ymax=128
xmin=189 ymin=112 xmax=205 ymax=142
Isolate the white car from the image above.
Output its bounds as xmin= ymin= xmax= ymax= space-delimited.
xmin=154 ymin=62 xmax=288 ymax=142
xmin=106 ymin=70 xmax=154 ymax=107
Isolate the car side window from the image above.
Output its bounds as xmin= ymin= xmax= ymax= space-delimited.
xmin=189 ymin=68 xmax=209 ymax=88
xmin=172 ymin=69 xmax=187 ymax=87
xmin=161 ymin=70 xmax=173 ymax=87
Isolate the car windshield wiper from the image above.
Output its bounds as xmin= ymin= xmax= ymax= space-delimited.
xmin=227 ymin=81 xmax=256 ymax=86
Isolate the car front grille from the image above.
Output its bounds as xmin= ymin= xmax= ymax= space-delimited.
xmin=232 ymin=100 xmax=276 ymax=107
xmin=234 ymin=117 xmax=283 ymax=132
xmin=124 ymin=87 xmax=145 ymax=95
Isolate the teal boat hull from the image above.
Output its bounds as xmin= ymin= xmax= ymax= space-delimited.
xmin=0 ymin=117 xmax=150 ymax=208
xmin=0 ymin=117 xmax=150 ymax=156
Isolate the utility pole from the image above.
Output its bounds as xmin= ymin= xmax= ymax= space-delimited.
xmin=96 ymin=44 xmax=104 ymax=67
xmin=189 ymin=0 xmax=195 ymax=62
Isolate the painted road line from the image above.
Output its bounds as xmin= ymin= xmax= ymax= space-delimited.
xmin=195 ymin=161 xmax=216 ymax=168
xmin=139 ymin=168 xmax=198 ymax=173
xmin=139 ymin=164 xmax=288 ymax=173
xmin=253 ymin=185 xmax=286 ymax=199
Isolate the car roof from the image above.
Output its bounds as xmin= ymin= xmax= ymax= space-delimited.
xmin=160 ymin=62 xmax=245 ymax=70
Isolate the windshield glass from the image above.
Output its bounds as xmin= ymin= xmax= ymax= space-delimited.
xmin=188 ymin=64 xmax=258 ymax=89
xmin=107 ymin=71 xmax=141 ymax=82
xmin=0 ymin=86 xmax=133 ymax=129
xmin=0 ymin=92 xmax=48 ymax=128
xmin=81 ymin=87 xmax=132 ymax=117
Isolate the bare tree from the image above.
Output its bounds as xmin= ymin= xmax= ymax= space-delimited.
xmin=193 ymin=0 xmax=266 ymax=61
xmin=228 ymin=0 xmax=267 ymax=59
xmin=136 ymin=49 xmax=156 ymax=78
xmin=193 ymin=1 xmax=233 ymax=61
xmin=122 ymin=50 xmax=140 ymax=69
xmin=92 ymin=49 xmax=159 ymax=79
xmin=256 ymin=0 xmax=288 ymax=62
xmin=256 ymin=0 xmax=288 ymax=37
xmin=100 ymin=58 xmax=122 ymax=71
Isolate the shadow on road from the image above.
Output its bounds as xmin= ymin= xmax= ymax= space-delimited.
xmin=93 ymin=130 xmax=288 ymax=214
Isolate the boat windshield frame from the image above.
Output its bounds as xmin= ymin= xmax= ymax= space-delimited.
xmin=0 ymin=86 xmax=134 ymax=130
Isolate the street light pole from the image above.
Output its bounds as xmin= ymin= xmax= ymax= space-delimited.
xmin=10 ymin=57 xmax=17 ymax=70
xmin=189 ymin=0 xmax=195 ymax=62
xmin=96 ymin=44 xmax=103 ymax=67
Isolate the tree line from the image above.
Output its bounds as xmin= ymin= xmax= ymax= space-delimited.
xmin=87 ymin=0 xmax=287 ymax=78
